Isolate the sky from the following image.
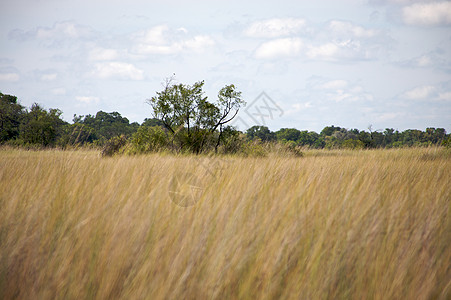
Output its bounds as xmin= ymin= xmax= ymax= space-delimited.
xmin=0 ymin=0 xmax=450 ymax=133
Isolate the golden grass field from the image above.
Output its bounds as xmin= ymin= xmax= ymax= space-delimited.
xmin=0 ymin=147 xmax=450 ymax=299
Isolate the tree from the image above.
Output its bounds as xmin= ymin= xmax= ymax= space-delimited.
xmin=147 ymin=77 xmax=245 ymax=153
xmin=20 ymin=103 xmax=66 ymax=146
xmin=142 ymin=118 xmax=165 ymax=127
xmin=246 ymin=126 xmax=275 ymax=141
xmin=0 ymin=92 xmax=25 ymax=142
xmin=275 ymin=128 xmax=301 ymax=142
xmin=73 ymin=111 xmax=138 ymax=142
xmin=59 ymin=123 xmax=97 ymax=147
xmin=320 ymin=125 xmax=341 ymax=137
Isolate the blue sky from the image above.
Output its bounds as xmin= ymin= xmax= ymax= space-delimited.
xmin=1 ymin=0 xmax=450 ymax=132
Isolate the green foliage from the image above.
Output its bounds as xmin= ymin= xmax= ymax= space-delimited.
xmin=277 ymin=140 xmax=304 ymax=157
xmin=141 ymin=118 xmax=164 ymax=127
xmin=0 ymin=91 xmax=449 ymax=153
xmin=148 ymin=77 xmax=245 ymax=154
xmin=19 ymin=103 xmax=67 ymax=147
xmin=321 ymin=125 xmax=342 ymax=137
xmin=0 ymin=92 xmax=25 ymax=142
xmin=276 ymin=128 xmax=301 ymax=142
xmin=73 ymin=111 xmax=138 ymax=143
xmin=217 ymin=126 xmax=243 ymax=154
xmin=240 ymin=140 xmax=268 ymax=157
xmin=58 ymin=123 xmax=97 ymax=148
xmin=442 ymin=136 xmax=451 ymax=148
xmin=246 ymin=126 xmax=276 ymax=141
xmin=342 ymin=139 xmax=365 ymax=150
xmin=126 ymin=126 xmax=168 ymax=154
xmin=101 ymin=135 xmax=127 ymax=157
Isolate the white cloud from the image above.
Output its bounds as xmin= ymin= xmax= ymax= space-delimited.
xmin=397 ymin=52 xmax=450 ymax=70
xmin=134 ymin=44 xmax=181 ymax=55
xmin=9 ymin=21 xmax=94 ymax=42
xmin=244 ymin=18 xmax=306 ymax=38
xmin=310 ymin=78 xmax=373 ymax=102
xmin=76 ymin=96 xmax=100 ymax=104
xmin=307 ymin=20 xmax=389 ymax=61
xmin=306 ymin=43 xmax=340 ymax=60
xmin=250 ymin=19 xmax=386 ymax=62
xmin=91 ymin=62 xmax=144 ymax=80
xmin=37 ymin=22 xmax=81 ymax=39
xmin=403 ymin=85 xmax=436 ymax=99
xmin=327 ymin=89 xmax=373 ymax=102
xmin=306 ymin=38 xmax=380 ymax=61
xmin=177 ymin=27 xmax=188 ymax=34
xmin=403 ymin=2 xmax=451 ymax=26
xmin=286 ymin=102 xmax=312 ymax=115
xmin=132 ymin=25 xmax=215 ymax=55
xmin=137 ymin=25 xmax=169 ymax=45
xmin=255 ymin=38 xmax=303 ymax=59
xmin=0 ymin=72 xmax=19 ymax=82
xmin=183 ymin=35 xmax=215 ymax=52
xmin=329 ymin=20 xmax=378 ymax=38
xmin=89 ymin=48 xmax=119 ymax=61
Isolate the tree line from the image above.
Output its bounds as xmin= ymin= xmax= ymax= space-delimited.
xmin=246 ymin=125 xmax=449 ymax=149
xmin=1 ymin=87 xmax=450 ymax=155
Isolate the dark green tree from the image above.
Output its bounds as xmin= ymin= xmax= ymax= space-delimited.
xmin=74 ymin=111 xmax=138 ymax=142
xmin=320 ymin=125 xmax=341 ymax=137
xmin=20 ymin=103 xmax=66 ymax=146
xmin=0 ymin=92 xmax=25 ymax=142
xmin=142 ymin=118 xmax=165 ymax=127
xmin=275 ymin=128 xmax=301 ymax=142
xmin=246 ymin=126 xmax=275 ymax=141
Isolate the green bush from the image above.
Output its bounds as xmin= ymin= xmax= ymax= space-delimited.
xmin=441 ymin=137 xmax=451 ymax=149
xmin=240 ymin=140 xmax=268 ymax=157
xmin=342 ymin=139 xmax=364 ymax=150
xmin=101 ymin=135 xmax=128 ymax=157
xmin=126 ymin=126 xmax=169 ymax=154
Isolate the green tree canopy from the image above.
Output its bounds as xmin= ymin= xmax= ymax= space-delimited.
xmin=148 ymin=77 xmax=245 ymax=153
xmin=275 ymin=128 xmax=301 ymax=142
xmin=0 ymin=92 xmax=25 ymax=142
xmin=74 ymin=111 xmax=138 ymax=141
xmin=246 ymin=126 xmax=275 ymax=141
xmin=20 ymin=103 xmax=67 ymax=146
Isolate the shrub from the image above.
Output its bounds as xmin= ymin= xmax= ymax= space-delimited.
xmin=101 ymin=135 xmax=127 ymax=157
xmin=442 ymin=137 xmax=451 ymax=149
xmin=342 ymin=139 xmax=364 ymax=150
xmin=240 ymin=140 xmax=268 ymax=157
xmin=126 ymin=126 xmax=168 ymax=154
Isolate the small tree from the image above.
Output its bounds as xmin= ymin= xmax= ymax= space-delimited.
xmin=147 ymin=77 xmax=245 ymax=154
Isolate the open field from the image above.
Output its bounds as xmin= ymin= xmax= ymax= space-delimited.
xmin=0 ymin=148 xmax=450 ymax=299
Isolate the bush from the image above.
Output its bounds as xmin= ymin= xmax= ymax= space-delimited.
xmin=442 ymin=137 xmax=451 ymax=149
xmin=240 ymin=140 xmax=268 ymax=157
xmin=101 ymin=135 xmax=127 ymax=157
xmin=217 ymin=128 xmax=244 ymax=154
xmin=342 ymin=139 xmax=364 ymax=150
xmin=125 ymin=126 xmax=168 ymax=154
xmin=281 ymin=141 xmax=304 ymax=157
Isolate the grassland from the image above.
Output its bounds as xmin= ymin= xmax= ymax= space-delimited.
xmin=0 ymin=147 xmax=450 ymax=299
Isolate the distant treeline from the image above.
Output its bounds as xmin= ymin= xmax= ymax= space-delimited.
xmin=1 ymin=92 xmax=450 ymax=153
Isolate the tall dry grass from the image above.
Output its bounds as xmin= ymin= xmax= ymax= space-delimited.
xmin=0 ymin=147 xmax=450 ymax=299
